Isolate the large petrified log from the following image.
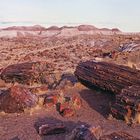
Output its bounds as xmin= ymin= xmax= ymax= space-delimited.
xmin=0 ymin=61 xmax=54 ymax=85
xmin=0 ymin=85 xmax=38 ymax=113
xmin=75 ymin=61 xmax=140 ymax=94
xmin=111 ymin=85 xmax=140 ymax=124
xmin=100 ymin=131 xmax=140 ymax=140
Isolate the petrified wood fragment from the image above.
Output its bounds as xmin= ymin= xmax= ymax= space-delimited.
xmin=66 ymin=125 xmax=102 ymax=140
xmin=0 ymin=85 xmax=38 ymax=113
xmin=111 ymin=85 xmax=140 ymax=124
xmin=100 ymin=131 xmax=140 ymax=140
xmin=75 ymin=61 xmax=140 ymax=94
xmin=1 ymin=61 xmax=54 ymax=85
xmin=39 ymin=123 xmax=66 ymax=135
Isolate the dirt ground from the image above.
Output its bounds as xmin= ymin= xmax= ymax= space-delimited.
xmin=0 ymin=32 xmax=140 ymax=140
xmin=0 ymin=86 xmax=140 ymax=140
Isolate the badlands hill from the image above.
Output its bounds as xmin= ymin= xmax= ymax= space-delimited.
xmin=0 ymin=24 xmax=122 ymax=38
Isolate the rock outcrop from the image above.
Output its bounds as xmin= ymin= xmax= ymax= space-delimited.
xmin=0 ymin=85 xmax=38 ymax=113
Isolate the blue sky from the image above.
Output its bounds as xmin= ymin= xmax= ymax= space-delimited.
xmin=0 ymin=0 xmax=140 ymax=32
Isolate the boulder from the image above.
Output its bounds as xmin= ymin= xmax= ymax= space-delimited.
xmin=0 ymin=85 xmax=38 ymax=113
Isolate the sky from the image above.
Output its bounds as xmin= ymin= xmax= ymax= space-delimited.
xmin=0 ymin=0 xmax=140 ymax=32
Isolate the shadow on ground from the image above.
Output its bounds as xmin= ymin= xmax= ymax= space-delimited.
xmin=79 ymin=88 xmax=115 ymax=118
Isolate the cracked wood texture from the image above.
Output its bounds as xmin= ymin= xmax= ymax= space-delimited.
xmin=0 ymin=61 xmax=54 ymax=85
xmin=111 ymin=85 xmax=140 ymax=124
xmin=75 ymin=61 xmax=140 ymax=94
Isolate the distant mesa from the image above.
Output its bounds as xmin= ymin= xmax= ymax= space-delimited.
xmin=111 ymin=28 xmax=121 ymax=32
xmin=46 ymin=26 xmax=60 ymax=31
xmin=0 ymin=24 xmax=123 ymax=38
xmin=1 ymin=24 xmax=121 ymax=32
xmin=3 ymin=25 xmax=46 ymax=31
xmin=77 ymin=25 xmax=121 ymax=32
xmin=60 ymin=26 xmax=76 ymax=30
xmin=78 ymin=25 xmax=98 ymax=31
xmin=100 ymin=28 xmax=111 ymax=31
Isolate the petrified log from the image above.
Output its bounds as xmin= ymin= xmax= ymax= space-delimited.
xmin=100 ymin=131 xmax=140 ymax=140
xmin=1 ymin=61 xmax=54 ymax=85
xmin=111 ymin=85 xmax=140 ymax=124
xmin=39 ymin=123 xmax=66 ymax=135
xmin=0 ymin=85 xmax=38 ymax=113
xmin=75 ymin=61 xmax=140 ymax=94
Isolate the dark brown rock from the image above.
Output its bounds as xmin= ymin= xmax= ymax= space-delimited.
xmin=44 ymin=94 xmax=59 ymax=107
xmin=100 ymin=131 xmax=140 ymax=140
xmin=56 ymin=79 xmax=74 ymax=90
xmin=1 ymin=61 xmax=54 ymax=85
xmin=41 ymin=74 xmax=58 ymax=89
xmin=0 ymin=85 xmax=38 ymax=113
xmin=60 ymin=108 xmax=75 ymax=117
xmin=66 ymin=125 xmax=102 ymax=140
xmin=75 ymin=61 xmax=140 ymax=94
xmin=39 ymin=123 xmax=66 ymax=135
xmin=111 ymin=85 xmax=140 ymax=124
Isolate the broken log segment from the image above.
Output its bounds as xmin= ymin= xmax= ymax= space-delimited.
xmin=0 ymin=85 xmax=38 ymax=113
xmin=111 ymin=85 xmax=140 ymax=124
xmin=75 ymin=61 xmax=140 ymax=94
xmin=0 ymin=61 xmax=54 ymax=85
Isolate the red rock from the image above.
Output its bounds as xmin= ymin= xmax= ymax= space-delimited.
xmin=10 ymin=85 xmax=38 ymax=107
xmin=72 ymin=96 xmax=82 ymax=109
xmin=39 ymin=123 xmax=66 ymax=135
xmin=0 ymin=85 xmax=38 ymax=113
xmin=61 ymin=108 xmax=75 ymax=117
xmin=59 ymin=101 xmax=70 ymax=112
xmin=44 ymin=94 xmax=59 ymax=107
